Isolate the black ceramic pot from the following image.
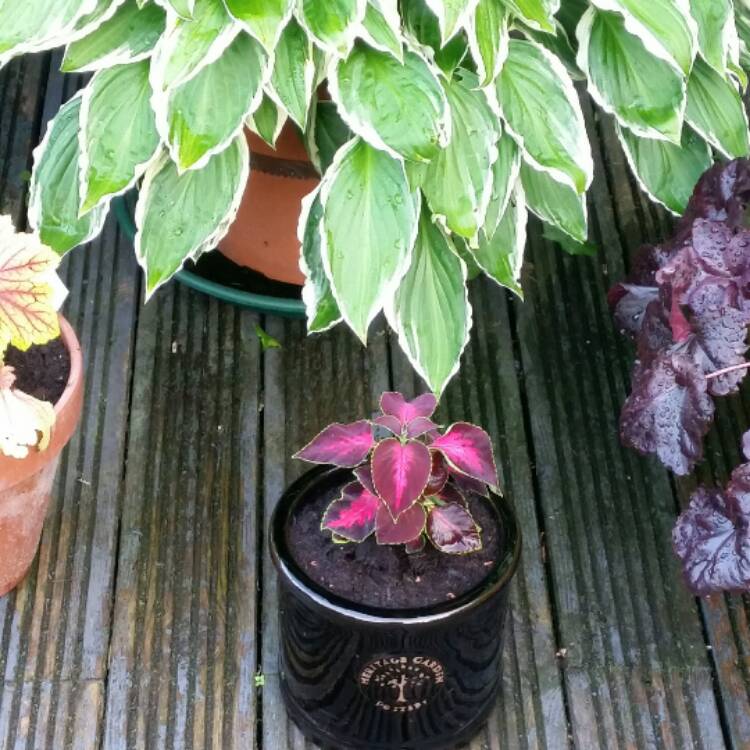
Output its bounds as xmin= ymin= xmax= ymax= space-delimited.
xmin=270 ymin=466 xmax=521 ymax=750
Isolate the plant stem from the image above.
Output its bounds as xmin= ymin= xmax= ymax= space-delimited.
xmin=705 ymin=361 xmax=750 ymax=380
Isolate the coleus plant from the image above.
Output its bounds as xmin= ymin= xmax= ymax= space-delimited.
xmin=294 ymin=392 xmax=499 ymax=554
xmin=0 ymin=216 xmax=68 ymax=459
xmin=610 ymin=158 xmax=750 ymax=595
xmin=2 ymin=1 xmax=750 ymax=396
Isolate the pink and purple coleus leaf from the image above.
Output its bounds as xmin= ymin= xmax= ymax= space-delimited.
xmin=430 ymin=423 xmax=499 ymax=488
xmin=427 ymin=502 xmax=482 ymax=554
xmin=424 ymin=452 xmax=449 ymax=496
xmin=294 ymin=420 xmax=374 ymax=467
xmin=321 ymin=481 xmax=380 ymax=542
xmin=380 ymin=391 xmax=437 ymax=423
xmin=375 ymin=502 xmax=426 ymax=545
xmin=372 ymin=437 xmax=432 ymax=518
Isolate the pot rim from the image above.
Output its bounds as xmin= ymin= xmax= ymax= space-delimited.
xmin=270 ymin=465 xmax=522 ymax=625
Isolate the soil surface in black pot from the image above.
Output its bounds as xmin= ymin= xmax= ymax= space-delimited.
xmin=287 ymin=483 xmax=503 ymax=609
xmin=6 ymin=338 xmax=70 ymax=405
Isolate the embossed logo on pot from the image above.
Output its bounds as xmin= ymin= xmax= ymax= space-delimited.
xmin=358 ymin=656 xmax=445 ymax=712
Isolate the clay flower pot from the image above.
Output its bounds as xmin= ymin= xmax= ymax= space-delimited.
xmin=219 ymin=125 xmax=320 ymax=286
xmin=0 ymin=317 xmax=84 ymax=597
xmin=271 ymin=466 xmax=522 ymax=750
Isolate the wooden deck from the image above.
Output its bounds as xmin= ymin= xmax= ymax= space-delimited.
xmin=2 ymin=52 xmax=750 ymax=750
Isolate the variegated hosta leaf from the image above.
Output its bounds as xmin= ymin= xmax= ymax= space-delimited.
xmin=224 ymin=0 xmax=294 ymax=52
xmin=466 ymin=0 xmax=508 ymax=86
xmin=29 ymin=95 xmax=108 ymax=255
xmin=0 ymin=0 xmax=98 ymax=66
xmin=520 ymin=161 xmax=587 ymax=242
xmin=0 ymin=215 xmax=66 ymax=354
xmin=72 ymin=0 xmax=130 ymax=38
xmin=149 ymin=0 xmax=239 ymax=92
xmin=521 ymin=18 xmax=584 ymax=80
xmin=576 ymin=8 xmax=686 ymax=143
xmin=471 ymin=185 xmax=526 ymax=297
xmin=268 ymin=18 xmax=316 ymax=128
xmin=0 ymin=369 xmax=56 ymax=459
xmin=401 ymin=0 xmax=468 ymax=75
xmin=307 ymin=100 xmax=352 ymax=173
xmin=135 ymin=136 xmax=249 ymax=295
xmin=685 ymin=58 xmax=749 ymax=159
xmin=331 ymin=46 xmax=449 ymax=162
xmin=321 ymin=138 xmax=419 ymax=341
xmin=424 ymin=0 xmax=477 ymax=43
xmin=359 ymin=0 xmax=403 ymax=60
xmin=616 ymin=124 xmax=712 ymax=215
xmin=158 ymin=31 xmax=265 ymax=170
xmin=501 ymin=0 xmax=558 ymax=33
xmin=79 ymin=60 xmax=160 ymax=213
xmin=246 ymin=93 xmax=286 ymax=147
xmin=482 ymin=132 xmax=520 ymax=240
xmin=297 ymin=0 xmax=366 ymax=55
xmin=588 ymin=0 xmax=697 ymax=75
xmin=298 ymin=188 xmax=341 ymax=333
xmin=690 ymin=0 xmax=736 ymax=74
xmin=387 ymin=207 xmax=471 ymax=396
xmin=62 ymin=0 xmax=166 ymax=72
xmin=497 ymin=39 xmax=592 ymax=194
xmin=421 ymin=72 xmax=498 ymax=238
xmin=157 ymin=0 xmax=195 ymax=18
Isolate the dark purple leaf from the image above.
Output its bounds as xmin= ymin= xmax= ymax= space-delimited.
xmin=354 ymin=464 xmax=377 ymax=495
xmin=424 ymin=452 xmax=449 ymax=495
xmin=431 ymin=423 xmax=499 ymax=487
xmin=451 ymin=470 xmax=490 ymax=498
xmin=680 ymin=158 xmax=750 ymax=230
xmin=433 ymin=483 xmax=467 ymax=506
xmin=371 ymin=438 xmax=431 ymax=518
xmin=375 ymin=502 xmax=426 ymax=545
xmin=610 ymin=282 xmax=659 ymax=337
xmin=620 ymin=353 xmax=714 ymax=475
xmin=321 ymin=482 xmax=380 ymax=542
xmin=405 ymin=535 xmax=426 ymax=554
xmin=380 ymin=391 xmax=437 ymax=423
xmin=406 ymin=416 xmax=439 ymax=438
xmin=427 ymin=503 xmax=482 ymax=554
xmin=294 ymin=421 xmax=374 ymax=467
xmin=743 ymin=431 xmax=750 ymax=462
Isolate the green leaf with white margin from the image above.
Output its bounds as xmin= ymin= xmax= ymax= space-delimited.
xmin=299 ymin=187 xmax=342 ymax=333
xmin=685 ymin=58 xmax=749 ymax=159
xmin=71 ymin=0 xmax=129 ymax=38
xmin=359 ymin=0 xmax=403 ymax=60
xmin=576 ymin=8 xmax=686 ymax=143
xmin=386 ymin=207 xmax=471 ymax=396
xmin=308 ymin=100 xmax=352 ymax=173
xmin=297 ymin=0 xmax=367 ymax=55
xmin=149 ymin=0 xmax=239 ymax=92
xmin=472 ymin=184 xmax=526 ymax=297
xmin=246 ymin=93 xmax=286 ymax=147
xmin=401 ymin=0 xmax=468 ymax=74
xmin=520 ymin=162 xmax=587 ymax=242
xmin=0 ymin=0 xmax=98 ymax=65
xmin=467 ymin=0 xmax=508 ymax=86
xmin=224 ymin=0 xmax=294 ymax=52
xmin=496 ymin=39 xmax=592 ymax=193
xmin=62 ymin=1 xmax=166 ymax=72
xmin=520 ymin=18 xmax=584 ymax=80
xmin=331 ymin=45 xmax=450 ymax=162
xmin=690 ymin=0 xmax=737 ymax=74
xmin=158 ymin=31 xmax=265 ymax=171
xmin=482 ymin=131 xmax=520 ymax=239
xmin=321 ymin=138 xmax=419 ymax=342
xmin=617 ymin=124 xmax=712 ymax=214
xmin=79 ymin=60 xmax=160 ymax=213
xmin=29 ymin=94 xmax=108 ymax=254
xmin=501 ymin=0 xmax=558 ymax=33
xmin=268 ymin=18 xmax=316 ymax=128
xmin=136 ymin=135 xmax=249 ymax=295
xmin=421 ymin=71 xmax=499 ymax=238
xmin=424 ymin=0 xmax=478 ymax=43
xmin=588 ymin=0 xmax=697 ymax=75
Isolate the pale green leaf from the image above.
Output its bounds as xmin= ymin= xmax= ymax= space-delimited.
xmin=519 ymin=19 xmax=584 ymax=80
xmin=501 ymin=0 xmax=558 ymax=33
xmin=246 ymin=93 xmax=286 ymax=147
xmin=576 ymin=8 xmax=686 ymax=143
xmin=617 ymin=125 xmax=712 ymax=214
xmin=400 ymin=0 xmax=468 ymax=73
xmin=29 ymin=94 xmax=108 ymax=254
xmin=80 ymin=60 xmax=160 ymax=212
xmin=422 ymin=72 xmax=499 ymax=238
xmin=298 ymin=187 xmax=342 ymax=333
xmin=685 ymin=58 xmax=750 ymax=159
xmin=467 ymin=0 xmax=508 ymax=85
xmin=588 ymin=0 xmax=697 ymax=74
xmin=298 ymin=0 xmax=366 ymax=55
xmin=254 ymin=323 xmax=281 ymax=349
xmin=483 ymin=132 xmax=520 ymax=239
xmin=497 ymin=39 xmax=592 ymax=193
xmin=359 ymin=0 xmax=403 ymax=60
xmin=321 ymin=138 xmax=419 ymax=341
xmin=309 ymin=100 xmax=352 ymax=173
xmin=331 ymin=45 xmax=449 ymax=162
xmin=690 ymin=0 xmax=735 ymax=73
xmin=72 ymin=0 xmax=129 ymax=36
xmin=157 ymin=31 xmax=264 ymax=171
xmin=136 ymin=136 xmax=249 ymax=295
xmin=424 ymin=0 xmax=476 ymax=43
xmin=387 ymin=207 xmax=471 ymax=396
xmin=62 ymin=1 xmax=166 ymax=72
xmin=159 ymin=0 xmax=195 ymax=17
xmin=224 ymin=0 xmax=294 ymax=51
xmin=269 ymin=18 xmax=316 ymax=128
xmin=520 ymin=162 xmax=587 ymax=242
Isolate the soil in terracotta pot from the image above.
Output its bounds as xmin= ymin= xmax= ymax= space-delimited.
xmin=5 ymin=338 xmax=70 ymax=404
xmin=287 ymin=483 xmax=504 ymax=609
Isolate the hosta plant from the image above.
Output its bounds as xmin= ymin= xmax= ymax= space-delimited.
xmin=0 ymin=216 xmax=67 ymax=459
xmin=3 ymin=0 xmax=750 ymax=394
xmin=294 ymin=391 xmax=499 ymax=554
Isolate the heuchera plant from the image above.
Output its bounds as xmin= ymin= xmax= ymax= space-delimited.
xmin=610 ymin=158 xmax=750 ymax=595
xmin=294 ymin=392 xmax=499 ymax=554
xmin=0 ymin=216 xmax=67 ymax=459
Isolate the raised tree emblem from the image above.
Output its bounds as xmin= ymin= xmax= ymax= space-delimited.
xmin=358 ymin=656 xmax=445 ymax=713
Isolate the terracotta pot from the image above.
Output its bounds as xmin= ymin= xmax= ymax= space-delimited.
xmin=0 ymin=317 xmax=84 ymax=597
xmin=219 ymin=124 xmax=320 ymax=286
